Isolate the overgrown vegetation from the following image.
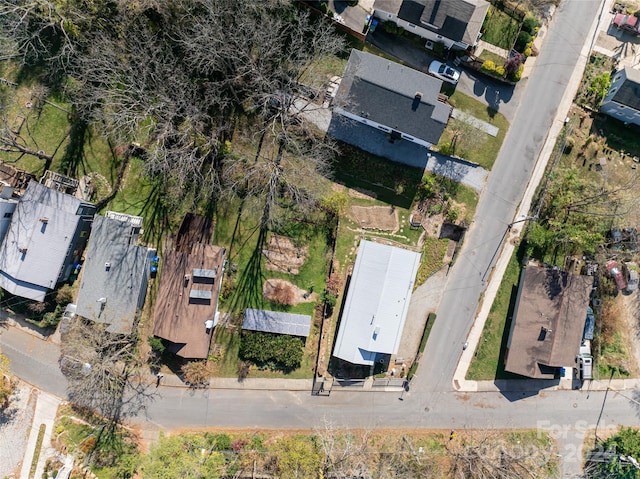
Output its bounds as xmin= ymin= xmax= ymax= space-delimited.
xmin=49 ymin=425 xmax=558 ymax=479
xmin=585 ymin=427 xmax=640 ymax=478
xmin=0 ymin=348 xmax=14 ymax=409
xmin=239 ymin=331 xmax=304 ymax=371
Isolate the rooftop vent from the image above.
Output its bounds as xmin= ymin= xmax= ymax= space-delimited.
xmin=39 ymin=217 xmax=49 ymax=224
xmin=415 ymin=92 xmax=423 ymax=100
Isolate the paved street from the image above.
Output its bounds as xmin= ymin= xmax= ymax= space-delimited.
xmin=1 ymin=1 xmax=637 ymax=477
xmin=413 ymin=0 xmax=606 ymax=398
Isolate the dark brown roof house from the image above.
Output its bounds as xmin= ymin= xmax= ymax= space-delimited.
xmin=504 ymin=263 xmax=593 ymax=379
xmin=152 ymin=214 xmax=226 ymax=359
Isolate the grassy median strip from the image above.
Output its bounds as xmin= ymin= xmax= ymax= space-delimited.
xmin=408 ymin=313 xmax=437 ymax=381
xmin=466 ymin=246 xmax=524 ymax=380
xmin=29 ymin=424 xmax=46 ymax=479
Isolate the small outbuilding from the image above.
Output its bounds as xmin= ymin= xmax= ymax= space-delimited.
xmin=242 ymin=308 xmax=311 ymax=338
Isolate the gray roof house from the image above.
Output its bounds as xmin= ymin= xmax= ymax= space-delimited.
xmin=373 ymin=0 xmax=490 ymax=50
xmin=333 ymin=240 xmax=421 ymax=366
xmin=601 ymin=67 xmax=640 ymax=126
xmin=242 ymin=308 xmax=312 ymax=338
xmin=0 ymin=186 xmax=18 ymax=247
xmin=75 ymin=215 xmax=155 ymax=335
xmin=328 ymin=50 xmax=451 ymax=168
xmin=0 ymin=181 xmax=95 ymax=302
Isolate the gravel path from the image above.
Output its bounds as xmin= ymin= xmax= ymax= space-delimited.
xmin=0 ymin=385 xmax=36 ymax=478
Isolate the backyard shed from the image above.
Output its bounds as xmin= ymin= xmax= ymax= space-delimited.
xmin=242 ymin=308 xmax=312 ymax=338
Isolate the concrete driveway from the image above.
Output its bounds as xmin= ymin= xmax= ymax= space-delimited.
xmin=366 ymin=29 xmax=522 ymax=122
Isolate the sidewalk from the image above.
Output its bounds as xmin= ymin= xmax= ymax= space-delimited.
xmin=20 ymin=390 xmax=61 ymax=479
xmin=453 ymin=0 xmax=610 ymax=393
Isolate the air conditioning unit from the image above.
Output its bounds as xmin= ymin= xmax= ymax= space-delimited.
xmin=425 ymin=40 xmax=434 ymax=50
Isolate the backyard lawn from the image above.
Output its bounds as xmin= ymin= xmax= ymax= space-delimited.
xmin=481 ymin=5 xmax=521 ymax=50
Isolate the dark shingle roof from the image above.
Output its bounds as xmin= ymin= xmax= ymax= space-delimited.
xmin=335 ymin=50 xmax=450 ymax=144
xmin=612 ymin=67 xmax=640 ymax=111
xmin=376 ymin=0 xmax=489 ymax=45
xmin=242 ymin=309 xmax=311 ymax=337
xmin=504 ymin=266 xmax=593 ymax=379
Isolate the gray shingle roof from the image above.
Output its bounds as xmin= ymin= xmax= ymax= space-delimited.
xmin=243 ymin=308 xmax=311 ymax=337
xmin=376 ymin=0 xmax=489 ymax=45
xmin=0 ymin=181 xmax=94 ymax=301
xmin=76 ymin=215 xmax=153 ymax=334
xmin=612 ymin=67 xmax=640 ymax=111
xmin=335 ymin=50 xmax=451 ymax=145
xmin=333 ymin=240 xmax=421 ymax=365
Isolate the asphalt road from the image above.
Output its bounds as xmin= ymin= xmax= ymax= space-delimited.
xmin=2 ymin=2 xmax=636 ymax=463
xmin=412 ymin=0 xmax=605 ymax=398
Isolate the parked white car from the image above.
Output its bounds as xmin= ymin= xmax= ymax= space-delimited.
xmin=428 ymin=61 xmax=460 ymax=84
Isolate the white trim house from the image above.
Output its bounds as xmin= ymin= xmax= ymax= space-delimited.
xmin=331 ymin=49 xmax=451 ymax=151
xmin=373 ymin=0 xmax=490 ymax=51
xmin=601 ymin=67 xmax=640 ymax=126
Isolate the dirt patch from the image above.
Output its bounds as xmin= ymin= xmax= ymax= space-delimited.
xmin=263 ymin=235 xmax=307 ymax=274
xmin=350 ymin=205 xmax=398 ymax=231
xmin=263 ymin=279 xmax=318 ymax=306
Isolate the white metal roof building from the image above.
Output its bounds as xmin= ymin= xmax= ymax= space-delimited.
xmin=333 ymin=240 xmax=421 ymax=365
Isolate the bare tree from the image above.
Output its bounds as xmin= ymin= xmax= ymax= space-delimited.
xmin=60 ymin=318 xmax=155 ymax=436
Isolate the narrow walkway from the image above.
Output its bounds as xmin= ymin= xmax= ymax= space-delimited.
xmin=451 ymin=109 xmax=500 ymax=136
xmin=20 ymin=390 xmax=61 ymax=479
xmin=475 ymin=40 xmax=510 ymax=59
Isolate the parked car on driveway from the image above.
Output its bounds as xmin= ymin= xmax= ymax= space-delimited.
xmin=606 ymin=260 xmax=627 ymax=291
xmin=428 ymin=61 xmax=460 ymax=84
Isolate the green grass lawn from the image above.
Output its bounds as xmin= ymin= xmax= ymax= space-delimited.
xmin=466 ymin=245 xmax=526 ymax=380
xmin=481 ymin=6 xmax=520 ymax=50
xmin=440 ymin=91 xmax=510 ymax=170
xmin=478 ymin=49 xmax=506 ymax=66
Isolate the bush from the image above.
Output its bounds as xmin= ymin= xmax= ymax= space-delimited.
xmin=481 ymin=60 xmax=496 ymax=73
xmin=433 ymin=41 xmax=446 ymax=57
xmin=563 ymin=136 xmax=575 ymax=154
xmin=512 ymin=63 xmax=524 ymax=81
xmin=55 ymin=285 xmax=74 ymax=305
xmin=148 ymin=336 xmax=166 ymax=354
xmin=495 ymin=65 xmax=506 ymax=77
xmin=505 ymin=53 xmax=524 ymax=75
xmin=321 ymin=290 xmax=337 ymax=308
xmin=523 ymin=47 xmax=532 ymax=57
xmin=41 ymin=306 xmax=62 ymax=329
xmin=383 ymin=21 xmax=397 ymax=34
xmin=181 ymin=360 xmax=211 ymax=385
xmin=521 ymin=15 xmax=540 ymax=35
xmin=515 ymin=30 xmax=532 ymax=52
xmin=240 ymin=331 xmax=303 ymax=370
xmin=446 ymin=206 xmax=460 ymax=223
